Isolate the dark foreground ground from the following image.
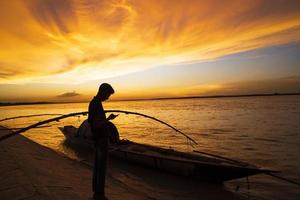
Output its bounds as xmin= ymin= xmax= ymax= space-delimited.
xmin=0 ymin=126 xmax=244 ymax=200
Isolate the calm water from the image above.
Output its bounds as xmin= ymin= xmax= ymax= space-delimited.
xmin=1 ymin=95 xmax=300 ymax=199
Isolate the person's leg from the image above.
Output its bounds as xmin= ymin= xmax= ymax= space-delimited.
xmin=98 ymin=139 xmax=108 ymax=194
xmin=93 ymin=143 xmax=100 ymax=193
xmin=93 ymin=139 xmax=109 ymax=199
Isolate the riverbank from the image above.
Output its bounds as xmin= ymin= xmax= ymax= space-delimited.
xmin=0 ymin=126 xmax=243 ymax=200
xmin=0 ymin=126 xmax=155 ymax=200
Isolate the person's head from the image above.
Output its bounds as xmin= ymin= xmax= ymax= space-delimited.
xmin=96 ymin=83 xmax=114 ymax=101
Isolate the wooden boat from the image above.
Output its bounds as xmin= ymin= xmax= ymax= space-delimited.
xmin=59 ymin=125 xmax=275 ymax=183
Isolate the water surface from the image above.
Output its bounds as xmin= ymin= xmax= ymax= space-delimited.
xmin=1 ymin=95 xmax=299 ymax=199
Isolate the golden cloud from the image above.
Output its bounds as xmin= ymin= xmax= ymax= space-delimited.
xmin=0 ymin=0 xmax=300 ymax=83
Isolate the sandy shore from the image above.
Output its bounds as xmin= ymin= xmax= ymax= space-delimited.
xmin=0 ymin=126 xmax=244 ymax=200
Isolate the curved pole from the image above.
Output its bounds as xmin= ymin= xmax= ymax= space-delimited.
xmin=0 ymin=110 xmax=198 ymax=145
xmin=0 ymin=114 xmax=64 ymax=122
xmin=106 ymin=110 xmax=198 ymax=145
xmin=0 ymin=111 xmax=88 ymax=142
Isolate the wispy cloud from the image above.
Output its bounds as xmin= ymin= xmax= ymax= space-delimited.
xmin=0 ymin=0 xmax=300 ymax=83
xmin=56 ymin=91 xmax=80 ymax=98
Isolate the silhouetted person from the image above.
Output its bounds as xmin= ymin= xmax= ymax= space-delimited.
xmin=88 ymin=83 xmax=117 ymax=200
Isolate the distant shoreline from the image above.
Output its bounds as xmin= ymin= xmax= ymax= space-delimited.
xmin=0 ymin=101 xmax=55 ymax=107
xmin=135 ymin=92 xmax=300 ymax=102
xmin=0 ymin=92 xmax=299 ymax=106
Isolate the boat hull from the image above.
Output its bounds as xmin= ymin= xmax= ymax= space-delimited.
xmin=59 ymin=126 xmax=273 ymax=183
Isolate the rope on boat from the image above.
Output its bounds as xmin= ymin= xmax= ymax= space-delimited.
xmin=246 ymin=176 xmax=251 ymax=199
xmin=0 ymin=110 xmax=198 ymax=145
xmin=265 ymin=172 xmax=300 ymax=186
xmin=193 ymin=150 xmax=250 ymax=166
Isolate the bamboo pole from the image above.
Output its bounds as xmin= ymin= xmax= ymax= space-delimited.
xmin=0 ymin=110 xmax=198 ymax=145
xmin=0 ymin=114 xmax=63 ymax=122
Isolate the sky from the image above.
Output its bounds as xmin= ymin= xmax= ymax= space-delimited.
xmin=0 ymin=0 xmax=300 ymax=102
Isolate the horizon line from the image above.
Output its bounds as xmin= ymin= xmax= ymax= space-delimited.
xmin=1 ymin=92 xmax=299 ymax=106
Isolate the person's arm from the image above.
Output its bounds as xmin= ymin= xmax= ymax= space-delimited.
xmin=92 ymin=114 xmax=118 ymax=129
xmin=91 ymin=117 xmax=107 ymax=129
xmin=89 ymin=100 xmax=118 ymax=129
xmin=107 ymin=113 xmax=119 ymax=121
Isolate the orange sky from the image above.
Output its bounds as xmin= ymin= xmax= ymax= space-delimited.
xmin=0 ymin=0 xmax=300 ymax=102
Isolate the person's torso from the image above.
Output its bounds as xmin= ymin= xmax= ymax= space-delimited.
xmin=88 ymin=97 xmax=109 ymax=140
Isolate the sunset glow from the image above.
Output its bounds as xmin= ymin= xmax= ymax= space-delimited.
xmin=0 ymin=0 xmax=300 ymax=101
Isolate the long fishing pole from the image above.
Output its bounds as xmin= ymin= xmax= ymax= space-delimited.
xmin=0 ymin=125 xmax=51 ymax=130
xmin=0 ymin=111 xmax=87 ymax=142
xmin=0 ymin=110 xmax=198 ymax=145
xmin=107 ymin=110 xmax=198 ymax=145
xmin=0 ymin=114 xmax=64 ymax=122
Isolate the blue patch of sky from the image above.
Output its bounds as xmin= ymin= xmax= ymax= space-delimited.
xmin=115 ymin=43 xmax=300 ymax=86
